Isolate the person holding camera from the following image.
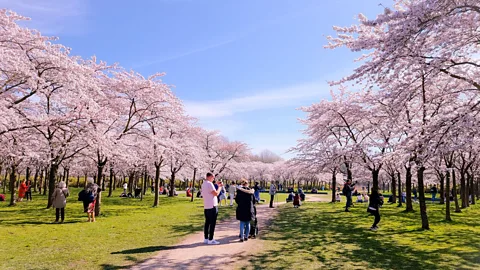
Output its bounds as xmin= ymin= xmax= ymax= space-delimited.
xmin=367 ymin=187 xmax=383 ymax=231
xmin=201 ymin=173 xmax=224 ymax=245
xmin=342 ymin=179 xmax=356 ymax=212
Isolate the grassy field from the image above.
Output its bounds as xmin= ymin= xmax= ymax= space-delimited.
xmin=1 ymin=188 xmax=237 ymax=270
xmin=242 ymin=201 xmax=480 ymax=270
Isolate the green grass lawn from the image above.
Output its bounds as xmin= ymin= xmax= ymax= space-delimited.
xmin=242 ymin=201 xmax=480 ymax=270
xmin=0 ymin=188 xmax=235 ymax=270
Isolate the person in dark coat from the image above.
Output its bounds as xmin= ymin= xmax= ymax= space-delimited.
xmin=343 ymin=179 xmax=355 ymax=212
xmin=235 ymin=179 xmax=255 ymax=242
xmin=367 ymin=188 xmax=383 ymax=231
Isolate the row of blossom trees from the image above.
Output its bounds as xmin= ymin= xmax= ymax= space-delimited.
xmin=292 ymin=0 xmax=480 ymax=229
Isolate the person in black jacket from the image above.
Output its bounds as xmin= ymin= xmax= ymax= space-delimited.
xmin=367 ymin=188 xmax=383 ymax=231
xmin=343 ymin=179 xmax=355 ymax=212
xmin=235 ymin=179 xmax=255 ymax=242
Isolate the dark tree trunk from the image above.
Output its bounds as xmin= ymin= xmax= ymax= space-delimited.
xmin=417 ymin=166 xmax=430 ymax=230
xmin=108 ymin=166 xmax=114 ymax=197
xmin=142 ymin=169 xmax=147 ymax=196
xmin=102 ymin=174 xmax=106 ymax=192
xmin=2 ymin=167 xmax=7 ymax=195
xmin=153 ymin=164 xmax=161 ymax=207
xmin=33 ymin=168 xmax=39 ymax=193
xmin=397 ymin=171 xmax=402 ymax=207
xmin=25 ymin=167 xmax=31 ymax=185
xmin=47 ymin=163 xmax=59 ymax=208
xmin=84 ymin=173 xmax=88 ymax=188
xmin=169 ymin=171 xmax=176 ymax=197
xmin=128 ymin=173 xmax=134 ymax=194
xmin=445 ymin=170 xmax=451 ymax=221
xmin=95 ymin=161 xmax=106 ymax=217
xmin=469 ymin=173 xmax=475 ymax=205
xmin=372 ymin=169 xmax=380 ymax=193
xmin=8 ymin=165 xmax=17 ymax=206
xmin=405 ymin=166 xmax=413 ymax=212
xmin=452 ymin=170 xmax=461 ymax=213
xmin=390 ymin=173 xmax=397 ymax=203
xmin=331 ymin=168 xmax=337 ymax=203
xmin=65 ymin=168 xmax=70 ymax=187
xmin=76 ymin=175 xmax=80 ymax=187
xmin=460 ymin=170 xmax=467 ymax=208
xmin=439 ymin=173 xmax=445 ymax=205
xmin=191 ymin=168 xmax=197 ymax=203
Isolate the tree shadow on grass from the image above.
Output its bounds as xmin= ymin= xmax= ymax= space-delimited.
xmin=245 ymin=203 xmax=480 ymax=270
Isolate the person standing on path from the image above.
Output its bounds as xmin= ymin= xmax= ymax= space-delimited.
xmin=343 ymin=179 xmax=355 ymax=212
xmin=202 ymin=173 xmax=223 ymax=245
xmin=269 ymin=181 xmax=276 ymax=208
xmin=25 ymin=180 xmax=33 ymax=201
xmin=52 ymin=181 xmax=69 ymax=223
xmin=236 ymin=179 xmax=255 ymax=242
xmin=228 ymin=181 xmax=237 ymax=206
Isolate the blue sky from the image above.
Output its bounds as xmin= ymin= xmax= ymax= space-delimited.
xmin=2 ymin=0 xmax=389 ymax=158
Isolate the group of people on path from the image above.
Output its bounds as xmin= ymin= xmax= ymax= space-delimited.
xmin=201 ymin=173 xmax=260 ymax=245
xmin=14 ymin=179 xmax=33 ymax=202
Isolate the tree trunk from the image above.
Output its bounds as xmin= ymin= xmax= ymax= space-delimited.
xmin=25 ymin=167 xmax=31 ymax=185
xmin=405 ymin=166 xmax=413 ymax=212
xmin=169 ymin=171 xmax=176 ymax=197
xmin=153 ymin=164 xmax=161 ymax=207
xmin=142 ymin=169 xmax=147 ymax=196
xmin=102 ymin=174 xmax=106 ymax=192
xmin=47 ymin=163 xmax=59 ymax=208
xmin=2 ymin=167 xmax=7 ymax=195
xmin=372 ymin=169 xmax=380 ymax=193
xmin=331 ymin=168 xmax=337 ymax=203
xmin=108 ymin=166 xmax=114 ymax=197
xmin=390 ymin=173 xmax=397 ymax=203
xmin=460 ymin=170 xmax=467 ymax=208
xmin=417 ymin=166 xmax=430 ymax=230
xmin=43 ymin=168 xmax=48 ymax=196
xmin=191 ymin=168 xmax=197 ymax=203
xmin=439 ymin=173 xmax=445 ymax=205
xmin=397 ymin=171 xmax=402 ymax=207
xmin=469 ymin=174 xmax=475 ymax=205
xmin=445 ymin=170 xmax=451 ymax=221
xmin=128 ymin=173 xmax=134 ymax=194
xmin=95 ymin=161 xmax=106 ymax=217
xmin=452 ymin=170 xmax=461 ymax=213
xmin=8 ymin=165 xmax=17 ymax=206
xmin=76 ymin=175 xmax=80 ymax=187
xmin=33 ymin=168 xmax=39 ymax=193
xmin=65 ymin=168 xmax=70 ymax=187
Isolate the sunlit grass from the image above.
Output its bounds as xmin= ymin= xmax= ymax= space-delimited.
xmin=243 ymin=201 xmax=480 ymax=270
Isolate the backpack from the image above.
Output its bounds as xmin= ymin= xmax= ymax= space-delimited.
xmin=87 ymin=190 xmax=95 ymax=203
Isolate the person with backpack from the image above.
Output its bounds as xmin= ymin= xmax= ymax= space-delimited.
xmin=52 ymin=181 xmax=69 ymax=223
xmin=367 ymin=188 xmax=383 ymax=231
xmin=236 ymin=179 xmax=255 ymax=242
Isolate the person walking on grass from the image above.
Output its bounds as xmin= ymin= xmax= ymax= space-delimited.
xmin=269 ymin=181 xmax=277 ymax=208
xmin=52 ymin=181 xmax=69 ymax=223
xmin=17 ymin=180 xmax=28 ymax=202
xmin=202 ymin=173 xmax=223 ymax=245
xmin=85 ymin=178 xmax=99 ymax=222
xmin=228 ymin=181 xmax=237 ymax=206
xmin=236 ymin=179 xmax=255 ymax=242
xmin=367 ymin=188 xmax=383 ymax=231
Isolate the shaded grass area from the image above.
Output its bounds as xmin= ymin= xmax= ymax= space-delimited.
xmin=243 ymin=202 xmax=480 ymax=270
xmin=0 ymin=188 xmax=234 ymax=270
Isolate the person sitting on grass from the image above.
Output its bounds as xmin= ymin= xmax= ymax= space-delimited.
xmin=52 ymin=181 xmax=69 ymax=224
xmin=363 ymin=193 xmax=369 ymax=203
xmin=293 ymin=192 xmax=301 ymax=208
xmin=286 ymin=191 xmax=294 ymax=203
xmin=335 ymin=192 xmax=341 ymax=202
xmin=186 ymin=187 xmax=192 ymax=197
xmin=356 ymin=194 xmax=363 ymax=203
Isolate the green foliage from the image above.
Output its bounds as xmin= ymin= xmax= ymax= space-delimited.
xmin=0 ymin=188 xmax=234 ymax=270
xmin=243 ymin=202 xmax=480 ymax=270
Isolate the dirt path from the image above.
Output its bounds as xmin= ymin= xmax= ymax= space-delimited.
xmin=132 ymin=194 xmax=329 ymax=270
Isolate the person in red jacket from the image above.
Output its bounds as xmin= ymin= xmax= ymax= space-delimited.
xmin=293 ymin=192 xmax=301 ymax=208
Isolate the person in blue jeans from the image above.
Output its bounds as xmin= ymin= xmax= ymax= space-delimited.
xmin=253 ymin=182 xmax=261 ymax=202
xmin=235 ymin=179 xmax=255 ymax=242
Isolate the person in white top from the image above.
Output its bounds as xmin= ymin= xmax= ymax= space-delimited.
xmin=201 ymin=172 xmax=223 ymax=245
xmin=269 ymin=182 xmax=277 ymax=208
xmin=123 ymin=182 xmax=128 ymax=194
xmin=228 ymin=181 xmax=237 ymax=206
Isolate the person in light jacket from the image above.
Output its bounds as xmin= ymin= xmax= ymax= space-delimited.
xmin=52 ymin=181 xmax=69 ymax=223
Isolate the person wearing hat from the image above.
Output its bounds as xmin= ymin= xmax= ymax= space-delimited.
xmin=52 ymin=181 xmax=69 ymax=223
xmin=235 ymin=179 xmax=255 ymax=242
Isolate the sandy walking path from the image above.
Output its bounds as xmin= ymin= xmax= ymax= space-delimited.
xmin=132 ymin=194 xmax=329 ymax=270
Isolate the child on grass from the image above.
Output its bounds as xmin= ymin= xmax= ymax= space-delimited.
xmin=293 ymin=192 xmax=301 ymax=208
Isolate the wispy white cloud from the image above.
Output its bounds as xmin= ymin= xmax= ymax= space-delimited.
xmin=184 ymin=81 xmax=330 ymax=118
xmin=0 ymin=0 xmax=88 ymax=35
